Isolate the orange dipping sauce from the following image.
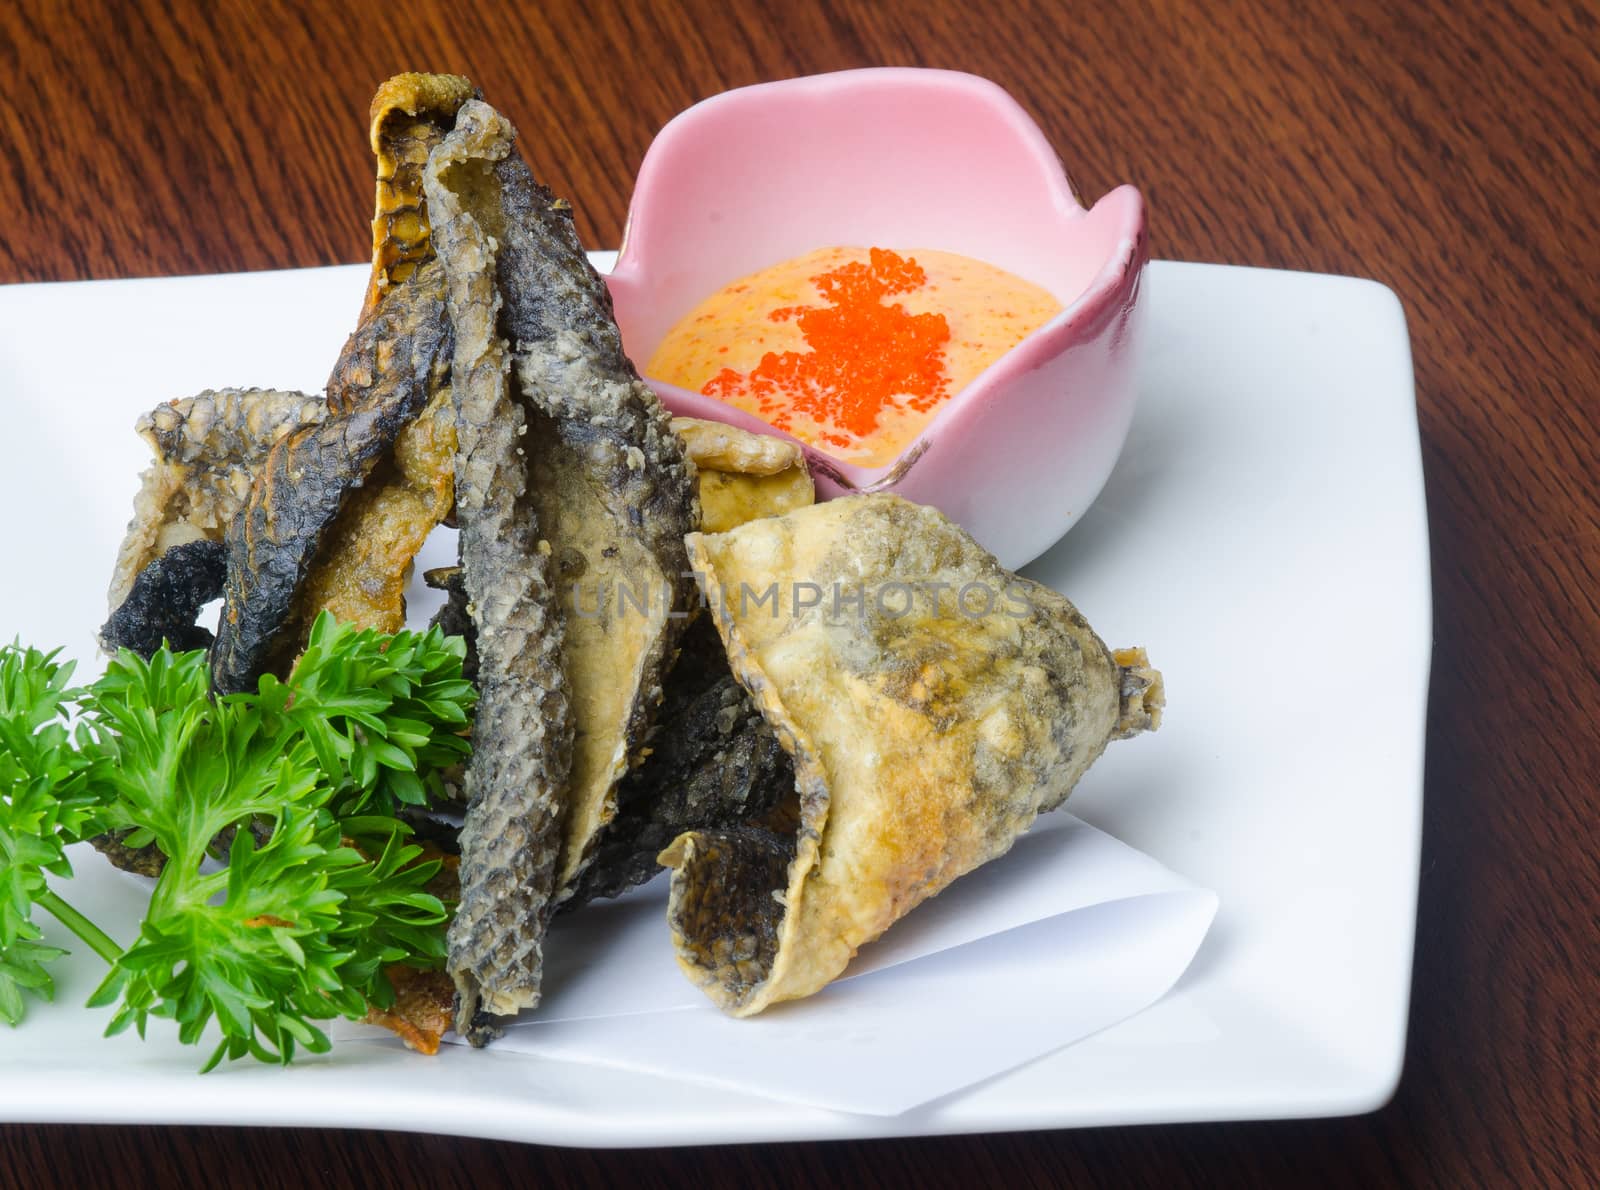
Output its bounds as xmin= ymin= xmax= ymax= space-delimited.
xmin=646 ymin=247 xmax=1062 ymax=468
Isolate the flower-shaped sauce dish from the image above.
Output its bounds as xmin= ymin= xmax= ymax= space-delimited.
xmin=606 ymin=68 xmax=1148 ymax=568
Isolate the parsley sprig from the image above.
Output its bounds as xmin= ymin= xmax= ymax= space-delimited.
xmin=0 ymin=614 xmax=474 ymax=1069
xmin=0 ymin=645 xmax=107 ymax=1025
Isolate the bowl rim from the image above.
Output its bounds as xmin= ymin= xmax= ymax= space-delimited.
xmin=610 ymin=67 xmax=1148 ymax=489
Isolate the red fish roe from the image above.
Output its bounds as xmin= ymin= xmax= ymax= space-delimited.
xmin=702 ymin=248 xmax=951 ymax=450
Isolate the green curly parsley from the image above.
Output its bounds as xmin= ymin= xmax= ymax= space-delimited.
xmin=0 ymin=613 xmax=474 ymax=1070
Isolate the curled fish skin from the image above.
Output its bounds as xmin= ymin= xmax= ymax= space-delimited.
xmin=426 ymin=98 xmax=698 ymax=1039
xmin=563 ymin=417 xmax=815 ymax=908
xmin=292 ymin=74 xmax=477 ymax=638
xmin=664 ymin=494 xmax=1164 ymax=1015
xmin=295 ymin=381 xmax=457 ymax=635
xmin=670 ymin=416 xmax=814 ymax=535
xmin=424 ymin=564 xmax=477 ymax=681
xmin=361 ymin=72 xmax=479 ymax=321
xmin=442 ymin=102 xmax=699 ymax=906
xmin=107 ymin=388 xmax=326 ymax=613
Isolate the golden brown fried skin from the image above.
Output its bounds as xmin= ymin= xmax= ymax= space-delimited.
xmin=362 ymin=72 xmax=479 ymax=321
xmin=670 ymin=417 xmax=803 ymax=475
xmin=663 ymin=494 xmax=1163 ymax=1015
xmin=558 ymin=421 xmax=810 ymax=906
xmin=560 ymin=614 xmax=795 ymax=909
xmin=695 ymin=468 xmax=815 ymax=534
xmin=296 ymin=384 xmax=457 ymax=633
xmin=364 ymin=965 xmax=457 ymax=1056
xmin=289 ymin=74 xmax=478 ymax=637
xmin=671 ymin=416 xmax=814 ymax=533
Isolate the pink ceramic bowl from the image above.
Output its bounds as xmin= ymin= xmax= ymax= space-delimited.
xmin=606 ymin=68 xmax=1147 ymax=569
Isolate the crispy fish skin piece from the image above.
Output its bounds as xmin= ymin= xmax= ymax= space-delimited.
xmin=364 ymin=964 xmax=458 ymax=1055
xmin=563 ymin=418 xmax=813 ymax=906
xmin=427 ymin=101 xmax=700 ymax=907
xmin=208 ymin=261 xmax=453 ymax=694
xmin=1112 ymin=647 xmax=1165 ymax=738
xmin=107 ymin=389 xmax=326 ymax=611
xmin=88 ymin=830 xmax=168 ymax=878
xmin=91 ymin=813 xmax=273 ymax=879
xmin=361 ymin=72 xmax=480 ymax=320
xmin=663 ymin=494 xmax=1164 ymax=1015
xmin=671 ymin=417 xmax=804 ymax=475
xmin=671 ymin=417 xmax=814 ymax=534
xmin=424 ymin=565 xmax=477 ymax=681
xmin=424 ymin=106 xmax=574 ymax=1041
xmin=695 ymin=468 xmax=815 ymax=535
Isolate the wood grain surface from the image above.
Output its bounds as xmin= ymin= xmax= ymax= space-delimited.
xmin=2 ymin=0 xmax=1597 ymax=1185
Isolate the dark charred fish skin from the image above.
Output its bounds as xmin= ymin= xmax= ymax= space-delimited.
xmin=382 ymin=617 xmax=796 ymax=910
xmin=91 ymin=813 xmax=274 ymax=879
xmin=424 ymin=103 xmax=575 ymax=1044
xmin=426 ymin=98 xmax=698 ymax=1040
xmin=100 ymin=539 xmax=227 ymax=658
xmin=650 ymin=609 xmax=730 ymax=706
xmin=89 ymin=829 xmax=169 ymax=878
xmin=208 ymin=261 xmax=454 ymax=694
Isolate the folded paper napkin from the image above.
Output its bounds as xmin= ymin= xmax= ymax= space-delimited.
xmin=340 ymin=813 xmax=1216 ymax=1116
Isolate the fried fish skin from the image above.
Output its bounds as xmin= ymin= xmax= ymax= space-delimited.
xmin=671 ymin=416 xmax=814 ymax=534
xmin=295 ymin=382 xmax=457 ymax=634
xmin=209 ymin=261 xmax=454 ymax=694
xmin=564 ymin=420 xmax=813 ymax=906
xmin=433 ymin=101 xmax=699 ymax=901
xmin=424 ymin=99 xmax=697 ymax=1036
xmin=363 ymin=964 xmax=457 ymax=1056
xmin=424 ymin=101 xmax=575 ymax=1042
xmin=423 ymin=564 xmax=477 ymax=682
xmin=107 ymin=388 xmax=326 ymax=612
xmin=670 ymin=417 xmax=804 ymax=475
xmin=663 ymin=494 xmax=1163 ymax=1015
xmin=283 ymin=74 xmax=479 ymax=638
xmin=694 ymin=468 xmax=816 ymax=534
xmin=362 ymin=72 xmax=480 ymax=321
xmin=562 ymin=614 xmax=794 ymax=909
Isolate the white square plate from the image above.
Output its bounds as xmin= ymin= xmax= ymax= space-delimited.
xmin=0 ymin=257 xmax=1428 ymax=1144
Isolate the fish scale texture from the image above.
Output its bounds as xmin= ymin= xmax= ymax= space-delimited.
xmin=425 ymin=102 xmax=574 ymax=1044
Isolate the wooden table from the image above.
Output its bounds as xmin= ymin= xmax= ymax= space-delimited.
xmin=3 ymin=1 xmax=1596 ymax=1184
